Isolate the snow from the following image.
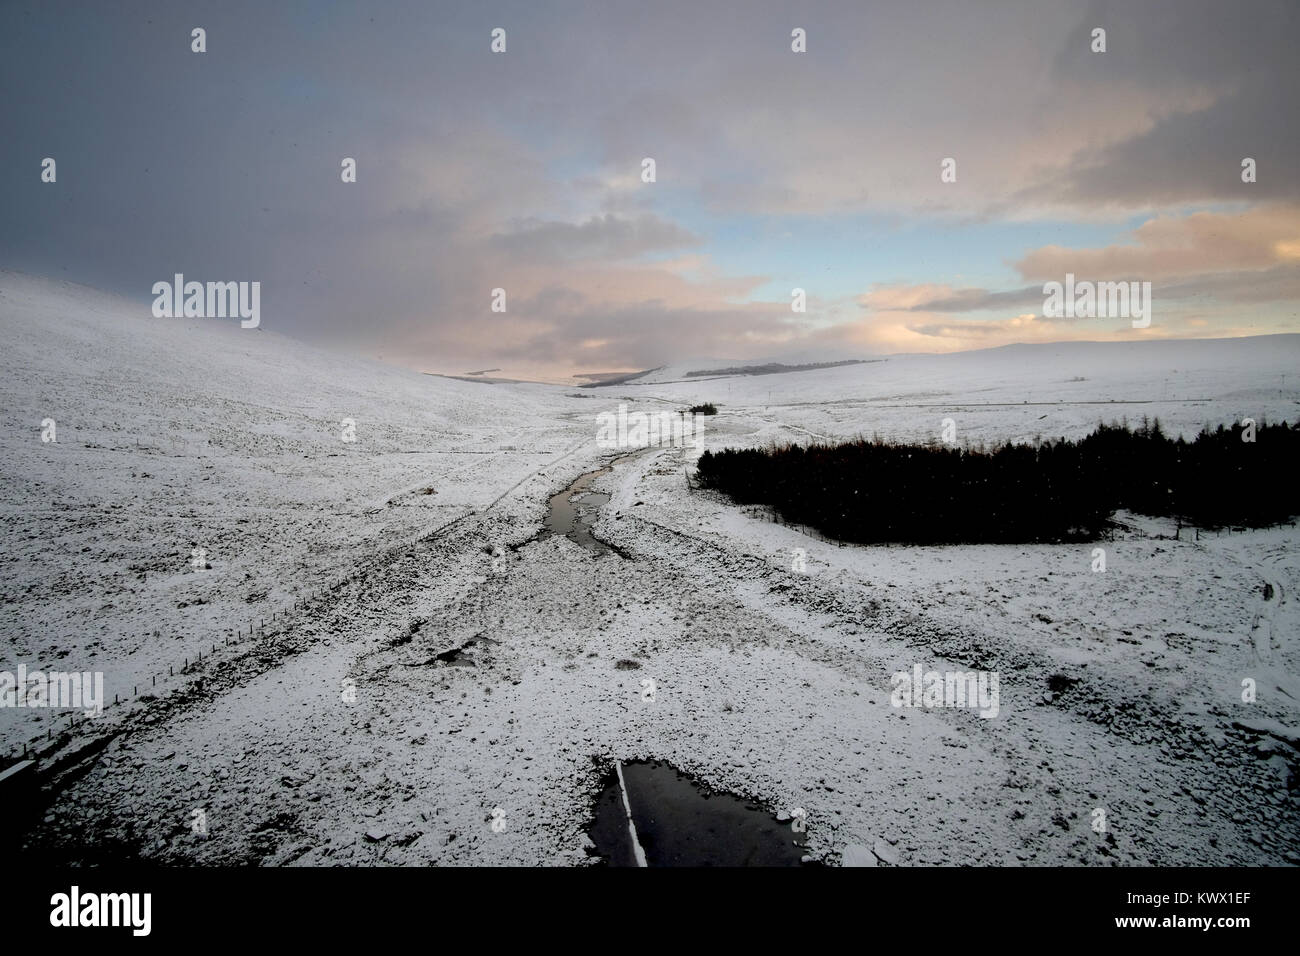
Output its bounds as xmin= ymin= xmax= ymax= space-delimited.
xmin=4 ymin=271 xmax=1298 ymax=866
xmin=0 ymin=270 xmax=584 ymax=743
xmin=615 ymin=338 xmax=1299 ymax=449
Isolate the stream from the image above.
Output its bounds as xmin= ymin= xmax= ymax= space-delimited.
xmin=541 ymin=454 xmax=636 ymax=555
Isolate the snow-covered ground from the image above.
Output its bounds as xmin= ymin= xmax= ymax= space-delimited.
xmin=4 ymin=272 xmax=1298 ymax=866
xmin=607 ymin=336 xmax=1299 ymax=448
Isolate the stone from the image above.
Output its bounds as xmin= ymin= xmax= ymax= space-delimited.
xmin=842 ymin=843 xmax=876 ymax=867
xmin=873 ymin=838 xmax=899 ymax=865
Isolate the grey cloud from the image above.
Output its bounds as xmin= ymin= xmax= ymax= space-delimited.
xmin=1029 ymin=0 xmax=1300 ymax=207
xmin=1 ymin=0 xmax=1294 ymax=375
xmin=490 ymin=214 xmax=701 ymax=262
xmin=899 ymin=286 xmax=1045 ymax=314
xmin=1156 ymin=265 xmax=1300 ymax=305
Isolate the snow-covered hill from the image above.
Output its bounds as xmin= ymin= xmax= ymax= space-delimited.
xmin=5 ymin=272 xmax=1297 ymax=868
xmin=0 ymin=271 xmax=589 ymax=747
xmin=623 ymin=336 xmax=1300 ymax=449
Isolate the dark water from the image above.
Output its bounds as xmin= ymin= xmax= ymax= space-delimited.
xmin=543 ymin=456 xmax=633 ymax=555
xmin=588 ymin=760 xmax=808 ymax=867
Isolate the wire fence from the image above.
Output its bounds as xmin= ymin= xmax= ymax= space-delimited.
xmin=4 ymin=507 xmax=477 ymax=767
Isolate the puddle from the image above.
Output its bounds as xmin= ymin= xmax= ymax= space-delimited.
xmin=432 ymin=642 xmax=479 ymax=667
xmin=418 ymin=636 xmax=498 ymax=668
xmin=543 ymin=455 xmax=633 ymax=555
xmin=588 ymin=760 xmax=808 ymax=866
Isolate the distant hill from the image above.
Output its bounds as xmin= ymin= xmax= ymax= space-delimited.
xmin=574 ymin=367 xmax=663 ymax=387
xmin=684 ymin=359 xmax=879 ymax=378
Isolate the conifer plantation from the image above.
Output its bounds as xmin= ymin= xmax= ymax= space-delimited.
xmin=695 ymin=419 xmax=1300 ymax=544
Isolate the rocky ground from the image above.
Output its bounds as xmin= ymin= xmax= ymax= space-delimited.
xmin=19 ymin=434 xmax=1300 ymax=866
xmin=6 ymin=272 xmax=1298 ymax=866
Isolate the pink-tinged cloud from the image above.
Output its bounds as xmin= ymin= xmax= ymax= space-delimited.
xmin=1015 ymin=206 xmax=1300 ymax=281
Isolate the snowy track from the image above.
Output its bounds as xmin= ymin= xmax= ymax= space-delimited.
xmin=5 ymin=273 xmax=1299 ymax=866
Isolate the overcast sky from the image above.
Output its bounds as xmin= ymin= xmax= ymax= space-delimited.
xmin=2 ymin=0 xmax=1297 ymax=379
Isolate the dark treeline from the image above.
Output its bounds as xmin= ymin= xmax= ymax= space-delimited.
xmin=694 ymin=419 xmax=1299 ymax=544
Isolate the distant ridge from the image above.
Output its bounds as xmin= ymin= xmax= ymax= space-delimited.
xmin=423 ymin=371 xmax=544 ymax=386
xmin=684 ymin=359 xmax=879 ymax=378
xmin=576 ymin=367 xmax=663 ymax=388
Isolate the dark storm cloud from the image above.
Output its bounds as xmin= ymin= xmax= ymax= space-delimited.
xmin=1 ymin=0 xmax=1295 ymax=373
xmin=1026 ymin=0 xmax=1300 ymax=208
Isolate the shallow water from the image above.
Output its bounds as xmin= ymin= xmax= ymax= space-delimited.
xmin=588 ymin=760 xmax=807 ymax=866
xmin=542 ymin=455 xmax=633 ymax=555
